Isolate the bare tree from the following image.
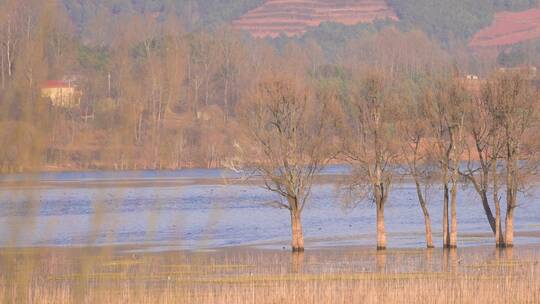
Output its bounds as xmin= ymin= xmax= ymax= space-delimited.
xmin=460 ymin=79 xmax=505 ymax=246
xmin=424 ymin=76 xmax=467 ymax=248
xmin=483 ymin=71 xmax=538 ymax=247
xmin=399 ymin=84 xmax=435 ymax=248
xmin=341 ymin=71 xmax=398 ymax=250
xmin=234 ymin=75 xmax=333 ymax=252
xmin=214 ymin=28 xmax=244 ymax=122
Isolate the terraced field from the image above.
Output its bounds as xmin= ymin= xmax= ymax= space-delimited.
xmin=470 ymin=8 xmax=540 ymax=49
xmin=232 ymin=0 xmax=398 ymax=38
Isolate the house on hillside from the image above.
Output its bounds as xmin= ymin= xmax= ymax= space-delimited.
xmin=460 ymin=74 xmax=484 ymax=95
xmin=41 ymin=80 xmax=82 ymax=108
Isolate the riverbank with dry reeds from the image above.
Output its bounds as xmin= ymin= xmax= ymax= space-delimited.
xmin=1 ymin=244 xmax=539 ymax=303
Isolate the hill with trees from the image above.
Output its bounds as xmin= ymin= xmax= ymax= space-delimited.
xmin=231 ymin=0 xmax=397 ymax=38
xmin=62 ymin=0 xmax=264 ymax=32
xmin=2 ymin=0 xmax=540 ymax=173
xmin=471 ymin=8 xmax=540 ymax=49
xmin=389 ymin=0 xmax=538 ymax=44
xmin=60 ymin=0 xmax=540 ymax=46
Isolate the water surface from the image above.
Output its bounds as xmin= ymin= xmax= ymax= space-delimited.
xmin=0 ymin=168 xmax=539 ymax=250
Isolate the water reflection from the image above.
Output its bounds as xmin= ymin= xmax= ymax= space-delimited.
xmin=376 ymin=251 xmax=387 ymax=272
xmin=291 ymin=252 xmax=305 ymax=273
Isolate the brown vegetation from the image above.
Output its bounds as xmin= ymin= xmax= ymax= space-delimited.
xmin=1 ymin=246 xmax=539 ymax=303
xmin=0 ymin=1 xmax=538 ymax=252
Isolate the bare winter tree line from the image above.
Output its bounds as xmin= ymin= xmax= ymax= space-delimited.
xmin=236 ymin=68 xmax=539 ymax=252
xmin=0 ymin=1 xmax=539 ymax=252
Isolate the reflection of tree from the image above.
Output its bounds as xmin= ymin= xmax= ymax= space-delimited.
xmin=376 ymin=250 xmax=387 ymax=272
xmin=291 ymin=252 xmax=305 ymax=274
xmin=443 ymin=248 xmax=458 ymax=273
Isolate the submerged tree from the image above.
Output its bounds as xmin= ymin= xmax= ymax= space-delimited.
xmin=424 ymin=76 xmax=468 ymax=249
xmin=341 ymin=71 xmax=398 ymax=250
xmin=461 ymin=78 xmax=505 ymax=246
xmin=483 ymin=71 xmax=538 ymax=247
xmin=399 ymin=82 xmax=435 ymax=248
xmin=234 ymin=75 xmax=333 ymax=252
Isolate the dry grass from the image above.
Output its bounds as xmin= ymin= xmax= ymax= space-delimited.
xmin=0 ymin=245 xmax=539 ymax=303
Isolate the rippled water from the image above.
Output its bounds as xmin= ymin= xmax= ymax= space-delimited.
xmin=0 ymin=168 xmax=539 ymax=250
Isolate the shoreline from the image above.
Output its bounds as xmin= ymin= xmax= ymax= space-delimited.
xmin=1 ymin=172 xmax=539 ymax=188
xmin=1 ymin=166 xmax=538 ymax=188
xmin=1 ymin=235 xmax=539 ymax=303
xmin=2 ymin=230 xmax=540 ymax=255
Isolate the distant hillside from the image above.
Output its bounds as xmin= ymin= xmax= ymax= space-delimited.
xmin=389 ymin=0 xmax=538 ymax=44
xmin=470 ymin=8 xmax=540 ymax=49
xmin=60 ymin=0 xmax=540 ymax=47
xmin=62 ymin=0 xmax=263 ymax=30
xmin=231 ymin=0 xmax=398 ymax=38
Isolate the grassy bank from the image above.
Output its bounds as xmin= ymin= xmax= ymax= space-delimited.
xmin=0 ymin=245 xmax=538 ymax=303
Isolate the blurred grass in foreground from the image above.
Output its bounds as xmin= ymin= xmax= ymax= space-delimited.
xmin=0 ymin=245 xmax=539 ymax=303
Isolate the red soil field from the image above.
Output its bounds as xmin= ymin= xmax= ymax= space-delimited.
xmin=470 ymin=8 xmax=540 ymax=49
xmin=232 ymin=0 xmax=398 ymax=38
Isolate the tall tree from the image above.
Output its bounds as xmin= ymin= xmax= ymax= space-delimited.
xmin=461 ymin=78 xmax=505 ymax=246
xmin=399 ymin=80 xmax=435 ymax=248
xmin=234 ymin=74 xmax=333 ymax=252
xmin=424 ymin=75 xmax=467 ymax=248
xmin=341 ymin=71 xmax=398 ymax=250
xmin=483 ymin=71 xmax=538 ymax=247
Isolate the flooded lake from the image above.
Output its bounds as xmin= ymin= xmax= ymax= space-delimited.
xmin=0 ymin=168 xmax=539 ymax=250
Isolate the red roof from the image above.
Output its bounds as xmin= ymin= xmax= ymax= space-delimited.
xmin=43 ymin=80 xmax=71 ymax=89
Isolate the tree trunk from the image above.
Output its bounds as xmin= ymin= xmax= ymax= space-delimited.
xmin=376 ymin=201 xmax=386 ymax=250
xmin=449 ymin=133 xmax=459 ymax=248
xmin=290 ymin=209 xmax=304 ymax=252
xmin=495 ymin=196 xmax=503 ymax=247
xmin=493 ymin=161 xmax=504 ymax=247
xmin=443 ymin=181 xmax=450 ymax=248
xmin=472 ymin=140 xmax=496 ymax=234
xmin=223 ymin=76 xmax=229 ymax=121
xmin=449 ymin=178 xmax=458 ymax=248
xmin=1 ymin=50 xmax=4 ymax=89
xmin=7 ymin=19 xmax=12 ymax=78
xmin=204 ymin=63 xmax=210 ymax=107
xmin=421 ymin=207 xmax=434 ymax=249
xmin=414 ymin=179 xmax=433 ymax=248
xmin=480 ymin=191 xmax=496 ymax=234
xmin=504 ymin=142 xmax=517 ymax=248
xmin=505 ymin=206 xmax=515 ymax=248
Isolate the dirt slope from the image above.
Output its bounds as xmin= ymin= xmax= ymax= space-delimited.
xmin=232 ymin=0 xmax=398 ymax=38
xmin=470 ymin=8 xmax=540 ymax=49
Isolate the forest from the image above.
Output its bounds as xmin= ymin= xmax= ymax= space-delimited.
xmin=0 ymin=0 xmax=539 ymax=174
xmin=389 ymin=0 xmax=538 ymax=43
xmin=60 ymin=0 xmax=539 ymax=43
